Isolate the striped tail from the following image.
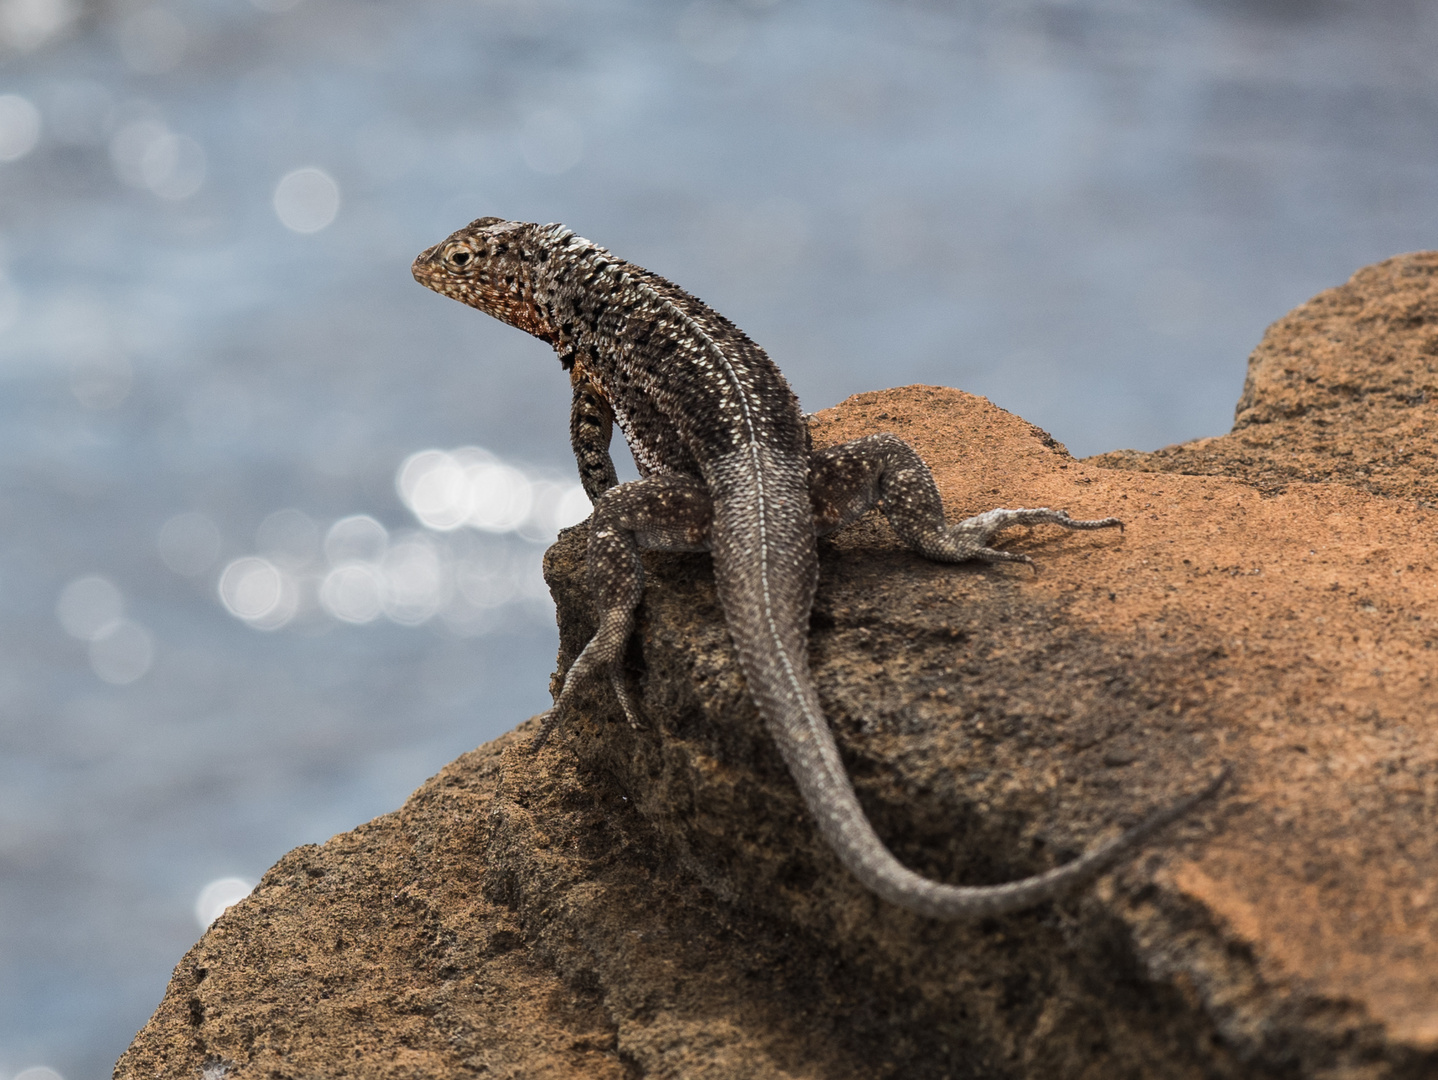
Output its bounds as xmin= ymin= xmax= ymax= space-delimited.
xmin=704 ymin=446 xmax=1224 ymax=919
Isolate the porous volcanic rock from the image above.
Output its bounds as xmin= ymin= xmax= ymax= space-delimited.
xmin=117 ymin=255 xmax=1438 ymax=1080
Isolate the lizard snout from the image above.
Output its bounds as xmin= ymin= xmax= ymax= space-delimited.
xmin=410 ymin=245 xmax=441 ymax=283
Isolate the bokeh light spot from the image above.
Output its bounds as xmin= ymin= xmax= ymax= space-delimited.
xmin=466 ymin=459 xmax=532 ymax=532
xmin=158 ymin=512 xmax=222 ymax=576
xmin=207 ymin=451 xmax=585 ymax=632
xmin=0 ymin=93 xmax=42 ymax=161
xmin=518 ymin=480 xmax=591 ymax=541
xmin=218 ymin=556 xmax=294 ymax=629
xmin=110 ymin=119 xmax=206 ymax=198
xmin=398 ymin=446 xmax=587 ymax=541
xmin=556 ymin=485 xmax=591 ymax=527
xmin=144 ymin=132 xmax=205 ymax=199
xmin=56 ymin=575 xmax=123 ymax=641
xmin=88 ymin=620 xmax=154 ymax=685
xmin=324 ymin=514 xmax=388 ymax=566
xmin=195 ymin=877 xmax=254 ymax=930
xmin=0 ymin=0 xmax=78 ymax=50
xmin=380 ymin=536 xmax=447 ymax=625
xmin=320 ymin=564 xmax=382 ymax=624
xmin=453 ymin=550 xmax=519 ymax=610
xmin=397 ymin=449 xmax=473 ymax=531
xmin=273 ymin=166 xmax=340 ymax=233
xmin=110 ymin=119 xmax=164 ymax=185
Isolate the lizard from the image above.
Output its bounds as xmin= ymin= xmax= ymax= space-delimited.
xmin=411 ymin=217 xmax=1227 ymax=919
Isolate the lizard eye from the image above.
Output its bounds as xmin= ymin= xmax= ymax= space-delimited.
xmin=447 ymin=248 xmax=473 ymax=268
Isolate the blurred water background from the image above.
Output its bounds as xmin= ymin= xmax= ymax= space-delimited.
xmin=0 ymin=0 xmax=1435 ymax=1074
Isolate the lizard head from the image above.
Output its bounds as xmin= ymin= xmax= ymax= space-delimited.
xmin=411 ymin=217 xmax=564 ymax=342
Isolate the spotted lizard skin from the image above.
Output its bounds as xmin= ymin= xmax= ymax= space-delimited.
xmin=412 ymin=218 xmax=1224 ymax=919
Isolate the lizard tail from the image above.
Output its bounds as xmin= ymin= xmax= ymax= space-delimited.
xmin=770 ymin=690 xmax=1227 ymax=920
xmin=705 ymin=449 xmax=1226 ymax=920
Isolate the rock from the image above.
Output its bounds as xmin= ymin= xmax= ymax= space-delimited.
xmin=1089 ymin=251 xmax=1438 ymax=503
xmin=118 ymin=256 xmax=1438 ymax=1079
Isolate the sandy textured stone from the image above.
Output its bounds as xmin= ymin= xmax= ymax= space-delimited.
xmin=1089 ymin=251 xmax=1438 ymax=503
xmin=117 ymin=256 xmax=1438 ymax=1080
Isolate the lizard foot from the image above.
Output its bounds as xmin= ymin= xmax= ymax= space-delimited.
xmin=531 ymin=705 xmax=563 ymax=752
xmin=928 ymin=507 xmax=1122 ymax=567
xmin=530 ymin=670 xmax=643 ymax=753
xmin=531 ymin=613 xmax=642 ymax=752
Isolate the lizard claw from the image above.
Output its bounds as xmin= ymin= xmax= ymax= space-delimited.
xmin=971 ymin=547 xmax=1035 ymax=568
xmin=609 ymin=671 xmax=644 ymax=730
xmin=530 ymin=640 xmax=643 ymax=754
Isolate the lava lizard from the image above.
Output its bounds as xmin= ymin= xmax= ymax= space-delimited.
xmin=412 ymin=217 xmax=1225 ymax=919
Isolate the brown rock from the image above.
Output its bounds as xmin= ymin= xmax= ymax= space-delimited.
xmin=1089 ymin=251 xmax=1438 ymax=502
xmin=118 ymin=257 xmax=1438 ymax=1079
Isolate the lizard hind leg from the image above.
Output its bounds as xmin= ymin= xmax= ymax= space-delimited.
xmin=809 ymin=433 xmax=1120 ymax=566
xmin=533 ymin=472 xmax=713 ymax=751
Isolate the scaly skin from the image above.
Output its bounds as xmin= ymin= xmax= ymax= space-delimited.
xmin=412 ymin=217 xmax=1226 ymax=919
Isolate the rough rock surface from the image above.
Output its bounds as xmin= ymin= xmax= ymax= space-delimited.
xmin=118 ymin=255 xmax=1438 ymax=1079
xmin=1089 ymin=251 xmax=1438 ymax=502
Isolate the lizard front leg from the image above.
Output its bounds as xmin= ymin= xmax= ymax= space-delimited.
xmin=534 ymin=471 xmax=713 ymax=750
xmin=570 ymin=378 xmax=620 ymax=501
xmin=810 ymin=433 xmax=1120 ymax=566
